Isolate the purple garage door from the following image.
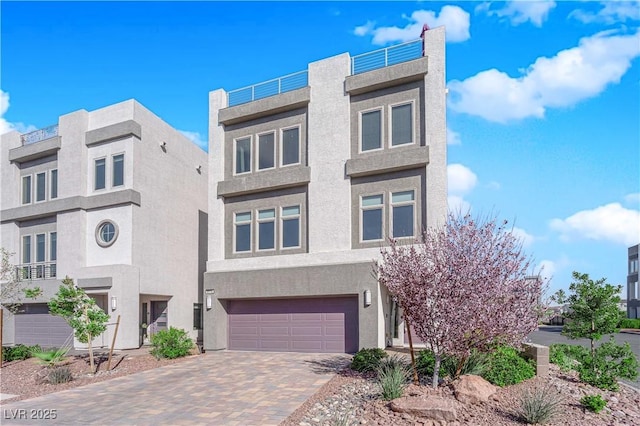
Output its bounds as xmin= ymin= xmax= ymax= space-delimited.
xmin=228 ymin=297 xmax=358 ymax=353
xmin=14 ymin=304 xmax=73 ymax=348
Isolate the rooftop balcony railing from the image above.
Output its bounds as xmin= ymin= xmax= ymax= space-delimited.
xmin=351 ymin=39 xmax=423 ymax=75
xmin=15 ymin=263 xmax=57 ymax=280
xmin=228 ymin=70 xmax=308 ymax=107
xmin=21 ymin=124 xmax=59 ymax=146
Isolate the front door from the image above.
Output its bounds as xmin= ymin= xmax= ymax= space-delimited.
xmin=150 ymin=301 xmax=168 ymax=335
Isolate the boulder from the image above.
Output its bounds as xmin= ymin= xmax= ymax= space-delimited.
xmin=389 ymin=395 xmax=458 ymax=421
xmin=451 ymin=374 xmax=498 ymax=405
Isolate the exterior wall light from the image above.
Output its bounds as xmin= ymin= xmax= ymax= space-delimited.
xmin=364 ymin=289 xmax=372 ymax=307
xmin=205 ymin=289 xmax=215 ymax=310
xmin=111 ymin=296 xmax=117 ymax=311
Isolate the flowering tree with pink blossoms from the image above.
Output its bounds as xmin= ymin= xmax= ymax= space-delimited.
xmin=376 ymin=213 xmax=543 ymax=388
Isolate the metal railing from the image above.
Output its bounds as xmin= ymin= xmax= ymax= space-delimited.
xmin=21 ymin=124 xmax=59 ymax=146
xmin=227 ymin=70 xmax=308 ymax=107
xmin=15 ymin=263 xmax=57 ymax=280
xmin=351 ymin=39 xmax=423 ymax=75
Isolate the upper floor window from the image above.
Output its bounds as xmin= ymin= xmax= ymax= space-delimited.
xmin=113 ymin=154 xmax=124 ymax=187
xmin=36 ymin=173 xmax=46 ymax=202
xmin=50 ymin=232 xmax=57 ymax=262
xmin=95 ymin=158 xmax=106 ymax=190
xmin=631 ymin=259 xmax=639 ymax=274
xmin=95 ymin=154 xmax=125 ymax=191
xmin=22 ymin=176 xmax=32 ymax=204
xmin=19 ymin=232 xmax=57 ymax=279
xmin=22 ymin=235 xmax=31 ymax=264
xmin=234 ymin=212 xmax=252 ymax=252
xmin=258 ymin=209 xmax=276 ymax=250
xmin=232 ymin=205 xmax=303 ymax=254
xmin=391 ymin=103 xmax=413 ymax=146
xmin=235 ymin=137 xmax=252 ymax=174
xmin=281 ymin=205 xmax=301 ymax=248
xmin=361 ymin=194 xmax=384 ymax=241
xmin=391 ymin=190 xmax=415 ymax=237
xmin=258 ymin=133 xmax=275 ymax=170
xmin=361 ymin=109 xmax=382 ymax=152
xmin=96 ymin=220 xmax=119 ymax=248
xmin=281 ymin=127 xmax=300 ymax=166
xmin=50 ymin=169 xmax=58 ymax=199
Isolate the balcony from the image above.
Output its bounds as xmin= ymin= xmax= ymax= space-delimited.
xmin=10 ymin=125 xmax=62 ymax=163
xmin=227 ymin=70 xmax=308 ymax=107
xmin=21 ymin=124 xmax=59 ymax=146
xmin=15 ymin=263 xmax=57 ymax=280
xmin=350 ymin=39 xmax=423 ymax=75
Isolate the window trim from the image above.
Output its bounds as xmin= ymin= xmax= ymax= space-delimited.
xmin=360 ymin=194 xmax=385 ymax=243
xmin=233 ymin=136 xmax=253 ymax=176
xmin=35 ymin=172 xmax=47 ymax=203
xmin=50 ymin=169 xmax=58 ymax=199
xmin=112 ymin=153 xmax=125 ymax=187
xmin=280 ymin=125 xmax=301 ymax=167
xmin=233 ymin=211 xmax=252 ymax=253
xmin=22 ymin=175 xmax=32 ymax=205
xmin=256 ymin=208 xmax=276 ymax=251
xmin=388 ymin=100 xmax=415 ymax=148
xmin=390 ymin=189 xmax=416 ymax=239
xmin=359 ymin=107 xmax=384 ymax=154
xmin=94 ymin=157 xmax=107 ymax=191
xmin=256 ymin=131 xmax=276 ymax=172
xmin=95 ymin=220 xmax=119 ymax=248
xmin=280 ymin=205 xmax=301 ymax=249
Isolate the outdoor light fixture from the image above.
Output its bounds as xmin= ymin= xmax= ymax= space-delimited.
xmin=206 ymin=294 xmax=212 ymax=310
xmin=196 ymin=165 xmax=202 ymax=174
xmin=111 ymin=296 xmax=117 ymax=311
xmin=160 ymin=141 xmax=167 ymax=151
xmin=364 ymin=289 xmax=371 ymax=307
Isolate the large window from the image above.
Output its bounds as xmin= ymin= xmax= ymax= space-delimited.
xmin=361 ymin=194 xmax=383 ymax=241
xmin=391 ymin=103 xmax=413 ymax=146
xmin=50 ymin=232 xmax=57 ymax=278
xmin=281 ymin=206 xmax=300 ymax=248
xmin=50 ymin=169 xmax=58 ymax=199
xmin=36 ymin=172 xmax=46 ymax=202
xmin=22 ymin=235 xmax=31 ymax=264
xmin=235 ymin=138 xmax=252 ymax=174
xmin=391 ymin=190 xmax=415 ymax=238
xmin=281 ymin=127 xmax=300 ymax=166
xmin=361 ymin=110 xmax=382 ymax=152
xmin=630 ymin=259 xmax=639 ymax=274
xmin=95 ymin=158 xmax=106 ymax=190
xmin=258 ymin=209 xmax=275 ymax=250
xmin=234 ymin=212 xmax=252 ymax=252
xmin=113 ymin=154 xmax=124 ymax=187
xmin=22 ymin=176 xmax=32 ymax=204
xmin=258 ymin=133 xmax=275 ymax=170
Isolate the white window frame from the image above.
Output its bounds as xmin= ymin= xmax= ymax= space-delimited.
xmin=280 ymin=125 xmax=301 ymax=167
xmin=233 ymin=211 xmax=252 ymax=253
xmin=94 ymin=157 xmax=107 ymax=191
xmin=21 ymin=175 xmax=33 ymax=205
xmin=280 ymin=205 xmax=301 ymax=249
xmin=50 ymin=169 xmax=58 ymax=199
xmin=360 ymin=194 xmax=385 ymax=242
xmin=359 ymin=107 xmax=384 ymax=154
xmin=233 ymin=136 xmax=252 ymax=176
xmin=390 ymin=189 xmax=416 ymax=238
xmin=256 ymin=208 xmax=276 ymax=251
xmin=388 ymin=100 xmax=415 ymax=148
xmin=256 ymin=131 xmax=276 ymax=172
xmin=35 ymin=172 xmax=47 ymax=203
xmin=112 ymin=153 xmax=125 ymax=187
xmin=630 ymin=259 xmax=639 ymax=274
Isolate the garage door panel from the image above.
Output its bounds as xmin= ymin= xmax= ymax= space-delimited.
xmin=14 ymin=306 xmax=73 ymax=348
xmin=291 ymin=312 xmax=323 ymax=321
xmin=291 ymin=341 xmax=323 ymax=352
xmin=260 ymin=326 xmax=291 ymax=335
xmin=291 ymin=326 xmax=323 ymax=336
xmin=260 ymin=313 xmax=289 ymax=321
xmin=229 ymin=326 xmax=259 ymax=336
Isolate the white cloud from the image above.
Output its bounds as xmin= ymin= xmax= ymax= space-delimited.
xmin=448 ymin=30 xmax=640 ymax=123
xmin=550 ymin=203 xmax=640 ymax=246
xmin=624 ymin=192 xmax=640 ymax=206
xmin=478 ymin=1 xmax=556 ymax=27
xmin=354 ymin=6 xmax=470 ymax=45
xmin=179 ymin=130 xmax=208 ymax=151
xmin=537 ymin=259 xmax=556 ymax=283
xmin=448 ymin=195 xmax=471 ymax=214
xmin=447 ymin=127 xmax=461 ymax=145
xmin=511 ymin=226 xmax=535 ymax=247
xmin=447 ymin=163 xmax=477 ymax=194
xmin=570 ymin=1 xmax=640 ymax=24
xmin=0 ymin=89 xmax=35 ymax=135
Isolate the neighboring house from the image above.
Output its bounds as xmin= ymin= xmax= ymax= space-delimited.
xmin=0 ymin=100 xmax=208 ymax=350
xmin=203 ymin=27 xmax=447 ymax=353
xmin=628 ymin=244 xmax=639 ymax=318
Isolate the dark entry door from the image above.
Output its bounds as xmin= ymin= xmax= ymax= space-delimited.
xmin=151 ymin=301 xmax=168 ymax=334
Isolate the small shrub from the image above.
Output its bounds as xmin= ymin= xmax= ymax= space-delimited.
xmin=482 ymin=346 xmax=535 ymax=387
xmin=416 ymin=350 xmax=456 ymax=379
xmin=577 ymin=339 xmax=638 ymax=391
xmin=351 ymin=348 xmax=387 ymax=372
xmin=580 ymin=394 xmax=607 ymax=413
xmin=376 ymin=356 xmax=411 ymax=400
xmin=47 ymin=366 xmax=73 ymax=384
xmin=517 ymin=383 xmax=562 ymax=424
xmin=451 ymin=350 xmax=489 ymax=378
xmin=150 ymin=327 xmax=194 ymax=359
xmin=549 ymin=344 xmax=589 ymax=372
xmin=31 ymin=346 xmax=69 ymax=367
xmin=2 ymin=344 xmax=40 ymax=362
xmin=618 ymin=318 xmax=640 ymax=329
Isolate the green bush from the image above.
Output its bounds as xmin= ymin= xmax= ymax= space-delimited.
xmin=31 ymin=346 xmax=70 ymax=367
xmin=482 ymin=346 xmax=535 ymax=387
xmin=517 ymin=383 xmax=562 ymax=424
xmin=549 ymin=344 xmax=589 ymax=372
xmin=618 ymin=318 xmax=640 ymax=329
xmin=2 ymin=344 xmax=40 ymax=362
xmin=48 ymin=366 xmax=73 ymax=384
xmin=416 ymin=349 xmax=489 ymax=381
xmin=350 ymin=348 xmax=387 ymax=372
xmin=580 ymin=394 xmax=607 ymax=413
xmin=376 ymin=356 xmax=411 ymax=400
xmin=577 ymin=339 xmax=638 ymax=391
xmin=150 ymin=327 xmax=194 ymax=359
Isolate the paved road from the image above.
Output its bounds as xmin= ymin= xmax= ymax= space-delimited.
xmin=0 ymin=351 xmax=350 ymax=425
xmin=528 ymin=326 xmax=640 ymax=389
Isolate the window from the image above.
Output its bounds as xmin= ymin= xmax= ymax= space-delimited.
xmin=95 ymin=158 xmax=106 ymax=190
xmin=361 ymin=195 xmax=384 ymax=241
xmin=234 ymin=212 xmax=251 ymax=252
xmin=50 ymin=169 xmax=58 ymax=199
xmin=281 ymin=128 xmax=300 ymax=166
xmin=50 ymin=232 xmax=57 ymax=278
xmin=113 ymin=154 xmax=124 ymax=187
xmin=630 ymin=259 xmax=639 ymax=274
xmin=281 ymin=206 xmax=300 ymax=248
xmin=391 ymin=103 xmax=413 ymax=146
xmin=22 ymin=176 xmax=32 ymax=204
xmin=22 ymin=235 xmax=31 ymax=264
xmin=258 ymin=209 xmax=275 ymax=250
xmin=361 ymin=110 xmax=382 ymax=151
xmin=36 ymin=173 xmax=46 ymax=202
xmin=35 ymin=234 xmax=46 ymax=278
xmin=258 ymin=133 xmax=275 ymax=170
xmin=391 ymin=190 xmax=415 ymax=237
xmin=96 ymin=220 xmax=119 ymax=247
xmin=235 ymin=138 xmax=251 ymax=174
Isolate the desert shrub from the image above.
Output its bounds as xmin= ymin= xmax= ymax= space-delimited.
xmin=351 ymin=348 xmax=387 ymax=372
xmin=376 ymin=356 xmax=411 ymax=400
xmin=482 ymin=346 xmax=535 ymax=387
xmin=577 ymin=339 xmax=638 ymax=391
xmin=2 ymin=344 xmax=40 ymax=362
xmin=150 ymin=327 xmax=194 ymax=359
xmin=549 ymin=344 xmax=589 ymax=372
xmin=48 ymin=366 xmax=73 ymax=384
xmin=517 ymin=383 xmax=562 ymax=424
xmin=580 ymin=394 xmax=607 ymax=413
xmin=417 ymin=349 xmax=489 ymax=381
xmin=31 ymin=346 xmax=69 ymax=367
xmin=618 ymin=318 xmax=640 ymax=329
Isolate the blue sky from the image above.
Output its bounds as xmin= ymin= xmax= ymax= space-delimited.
xmin=1 ymin=1 xmax=639 ymax=297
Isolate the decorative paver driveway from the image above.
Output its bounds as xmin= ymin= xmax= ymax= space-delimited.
xmin=0 ymin=351 xmax=350 ymax=425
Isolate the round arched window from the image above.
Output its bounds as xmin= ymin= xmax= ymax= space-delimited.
xmin=96 ymin=220 xmax=119 ymax=247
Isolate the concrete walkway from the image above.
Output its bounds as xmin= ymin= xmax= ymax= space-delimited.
xmin=0 ymin=351 xmax=350 ymax=425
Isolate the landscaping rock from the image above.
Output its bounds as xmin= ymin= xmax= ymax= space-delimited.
xmin=389 ymin=395 xmax=458 ymax=421
xmin=451 ymin=374 xmax=498 ymax=405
